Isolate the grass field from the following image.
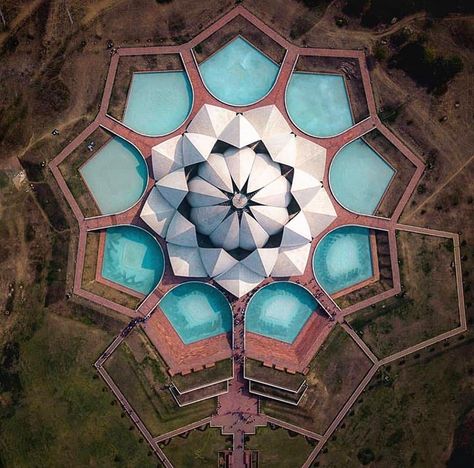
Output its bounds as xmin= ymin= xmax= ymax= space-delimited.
xmin=246 ymin=426 xmax=316 ymax=467
xmin=0 ymin=313 xmax=154 ymax=467
xmin=161 ymin=427 xmax=232 ymax=467
xmin=104 ymin=330 xmax=216 ymax=436
xmin=318 ymin=338 xmax=474 ymax=467
xmin=347 ymin=231 xmax=460 ymax=357
xmin=262 ymin=325 xmax=372 ymax=434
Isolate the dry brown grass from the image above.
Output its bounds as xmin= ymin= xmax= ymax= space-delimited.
xmin=347 ymin=231 xmax=460 ymax=357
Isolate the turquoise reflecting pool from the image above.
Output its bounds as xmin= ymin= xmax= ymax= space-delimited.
xmin=102 ymin=226 xmax=164 ymax=295
xmin=199 ymin=37 xmax=279 ymax=106
xmin=245 ymin=282 xmax=317 ymax=344
xmin=160 ymin=282 xmax=232 ymax=344
xmin=330 ymin=138 xmax=395 ymax=214
xmin=286 ymin=72 xmax=353 ymax=137
xmin=123 ymin=71 xmax=193 ymax=136
xmin=80 ymin=136 xmax=147 ymax=215
xmin=313 ymin=226 xmax=373 ymax=294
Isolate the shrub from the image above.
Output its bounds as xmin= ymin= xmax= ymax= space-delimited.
xmin=357 ymin=448 xmax=375 ymax=465
xmin=392 ymin=41 xmax=463 ymax=94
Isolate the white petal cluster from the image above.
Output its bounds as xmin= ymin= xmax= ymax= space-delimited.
xmin=141 ymin=104 xmax=337 ymax=298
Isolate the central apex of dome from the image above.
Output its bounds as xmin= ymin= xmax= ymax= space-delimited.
xmin=232 ymin=193 xmax=248 ymax=209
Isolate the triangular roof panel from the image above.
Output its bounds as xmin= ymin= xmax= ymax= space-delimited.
xmin=263 ymin=133 xmax=297 ymax=166
xmin=250 ymin=205 xmax=289 ymax=236
xmin=190 ymin=205 xmax=230 ymax=236
xmin=182 ymin=132 xmax=216 ymax=166
xmin=251 ymin=175 xmax=291 ymax=207
xmin=280 ymin=212 xmax=312 ymax=247
xmin=294 ymin=137 xmax=326 ymax=180
xmin=303 ymin=189 xmax=337 ymax=237
xmin=244 ymin=105 xmax=291 ymax=139
xmin=198 ymin=152 xmax=233 ymax=192
xmin=247 ymin=152 xmax=281 ymax=193
xmin=187 ymin=104 xmax=236 ymax=138
xmin=241 ymin=247 xmax=279 ymax=277
xmin=291 ymin=168 xmax=322 ymax=208
xmin=140 ymin=186 xmax=175 ymax=237
xmin=209 ymin=212 xmax=240 ymax=251
xmin=239 ymin=212 xmax=269 ymax=250
xmin=156 ymin=168 xmax=188 ymax=208
xmin=168 ymin=244 xmax=207 ymax=277
xmin=166 ymin=212 xmax=198 ymax=247
xmin=224 ymin=147 xmax=256 ymax=191
xmin=187 ymin=177 xmax=228 ymax=207
xmin=272 ymin=244 xmax=311 ymax=277
xmin=199 ymin=248 xmax=238 ymax=277
xmin=151 ymin=135 xmax=183 ymax=180
xmin=219 ymin=114 xmax=260 ymax=148
xmin=215 ymin=263 xmax=264 ymax=298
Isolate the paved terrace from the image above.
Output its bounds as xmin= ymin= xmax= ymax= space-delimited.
xmin=48 ymin=5 xmax=467 ymax=468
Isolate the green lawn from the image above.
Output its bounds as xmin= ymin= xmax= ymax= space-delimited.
xmin=161 ymin=427 xmax=232 ymax=467
xmin=246 ymin=426 xmax=315 ymax=467
xmin=172 ymin=358 xmax=233 ymax=393
xmin=262 ymin=325 xmax=372 ymax=434
xmin=318 ymin=338 xmax=474 ymax=467
xmin=104 ymin=332 xmax=216 ymax=436
xmin=245 ymin=358 xmax=306 ymax=391
xmin=0 ymin=313 xmax=154 ymax=467
xmin=347 ymin=232 xmax=460 ymax=358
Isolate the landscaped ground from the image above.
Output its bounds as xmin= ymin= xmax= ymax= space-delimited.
xmin=104 ymin=329 xmax=216 ymax=436
xmin=317 ymin=337 xmax=474 ymax=467
xmin=161 ymin=426 xmax=232 ymax=467
xmin=261 ymin=325 xmax=372 ymax=434
xmin=0 ymin=313 xmax=154 ymax=467
xmin=246 ymin=426 xmax=316 ymax=467
xmin=347 ymin=231 xmax=460 ymax=357
xmin=0 ymin=1 xmax=472 ymax=466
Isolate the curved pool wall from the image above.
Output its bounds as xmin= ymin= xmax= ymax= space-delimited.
xmin=79 ymin=136 xmax=148 ymax=215
xmin=122 ymin=70 xmax=193 ymax=136
xmin=245 ymin=282 xmax=318 ymax=344
xmin=313 ymin=226 xmax=373 ymax=295
xmin=101 ymin=225 xmax=165 ymax=295
xmin=285 ymin=72 xmax=354 ymax=137
xmin=198 ymin=36 xmax=280 ymax=106
xmin=159 ymin=282 xmax=232 ymax=344
xmin=329 ymin=138 xmax=395 ymax=215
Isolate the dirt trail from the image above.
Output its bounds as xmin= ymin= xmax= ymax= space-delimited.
xmin=404 ymin=154 xmax=474 ymax=220
xmin=0 ymin=0 xmax=43 ymax=48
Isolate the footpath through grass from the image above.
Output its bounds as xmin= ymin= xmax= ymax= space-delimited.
xmin=318 ymin=337 xmax=474 ymax=467
xmin=104 ymin=330 xmax=216 ymax=436
xmin=246 ymin=426 xmax=316 ymax=467
xmin=161 ymin=426 xmax=232 ymax=467
xmin=347 ymin=231 xmax=460 ymax=357
xmin=262 ymin=325 xmax=372 ymax=434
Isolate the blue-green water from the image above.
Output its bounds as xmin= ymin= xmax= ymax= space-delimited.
xmin=123 ymin=71 xmax=193 ymax=136
xmin=245 ymin=282 xmax=317 ymax=344
xmin=199 ymin=37 xmax=279 ymax=106
xmin=330 ymin=138 xmax=395 ymax=214
xmin=102 ymin=226 xmax=164 ymax=295
xmin=160 ymin=282 xmax=232 ymax=344
xmin=313 ymin=226 xmax=373 ymax=294
xmin=286 ymin=72 xmax=354 ymax=137
xmin=80 ymin=136 xmax=148 ymax=215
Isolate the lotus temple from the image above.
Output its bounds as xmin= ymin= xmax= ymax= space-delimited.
xmin=50 ymin=6 xmax=467 ymax=467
